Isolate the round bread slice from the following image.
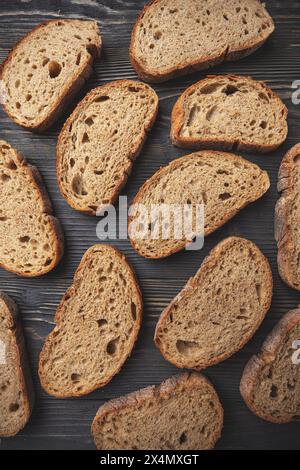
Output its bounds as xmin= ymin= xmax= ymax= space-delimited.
xmin=57 ymin=80 xmax=158 ymax=215
xmin=171 ymin=75 xmax=288 ymax=153
xmin=240 ymin=308 xmax=300 ymax=423
xmin=154 ymin=237 xmax=273 ymax=370
xmin=39 ymin=244 xmax=142 ymax=398
xmin=92 ymin=372 xmax=223 ymax=450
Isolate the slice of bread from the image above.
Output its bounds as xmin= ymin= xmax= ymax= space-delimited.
xmin=0 ymin=140 xmax=63 ymax=277
xmin=39 ymin=244 xmax=142 ymax=398
xmin=275 ymin=143 xmax=300 ymax=291
xmin=155 ymin=237 xmax=273 ymax=370
xmin=57 ymin=80 xmax=158 ymax=215
xmin=240 ymin=307 xmax=300 ymax=423
xmin=0 ymin=291 xmax=34 ymax=437
xmin=0 ymin=19 xmax=101 ymax=131
xmin=92 ymin=372 xmax=223 ymax=450
xmin=171 ymin=75 xmax=288 ymax=153
xmin=129 ymin=151 xmax=270 ymax=259
xmin=130 ymin=0 xmax=274 ymax=83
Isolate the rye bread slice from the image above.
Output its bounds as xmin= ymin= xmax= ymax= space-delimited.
xmin=128 ymin=151 xmax=270 ymax=259
xmin=240 ymin=308 xmax=300 ymax=424
xmin=275 ymin=143 xmax=300 ymax=291
xmin=92 ymin=372 xmax=223 ymax=450
xmin=0 ymin=19 xmax=101 ymax=132
xmin=130 ymin=0 xmax=274 ymax=83
xmin=155 ymin=237 xmax=273 ymax=370
xmin=0 ymin=140 xmax=63 ymax=277
xmin=0 ymin=291 xmax=34 ymax=437
xmin=39 ymin=244 xmax=142 ymax=398
xmin=171 ymin=75 xmax=288 ymax=153
xmin=57 ymin=80 xmax=158 ymax=215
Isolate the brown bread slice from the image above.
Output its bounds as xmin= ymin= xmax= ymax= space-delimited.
xmin=130 ymin=0 xmax=274 ymax=83
xmin=57 ymin=80 xmax=158 ymax=215
xmin=0 ymin=140 xmax=63 ymax=277
xmin=155 ymin=237 xmax=273 ymax=370
xmin=39 ymin=244 xmax=142 ymax=398
xmin=171 ymin=75 xmax=288 ymax=153
xmin=129 ymin=151 xmax=270 ymax=259
xmin=92 ymin=372 xmax=223 ymax=450
xmin=0 ymin=291 xmax=34 ymax=437
xmin=240 ymin=308 xmax=300 ymax=424
xmin=275 ymin=143 xmax=300 ymax=291
xmin=0 ymin=19 xmax=101 ymax=131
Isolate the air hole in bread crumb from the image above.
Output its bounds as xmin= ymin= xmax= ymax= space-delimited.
xmin=72 ymin=174 xmax=88 ymax=196
xmin=6 ymin=160 xmax=17 ymax=170
xmin=97 ymin=319 xmax=107 ymax=327
xmin=154 ymin=30 xmax=162 ymax=40
xmin=48 ymin=61 xmax=61 ymax=78
xmin=219 ymin=192 xmax=231 ymax=201
xmin=179 ymin=432 xmax=187 ymax=444
xmin=223 ymin=14 xmax=229 ymax=21
xmin=82 ymin=132 xmax=90 ymax=143
xmin=71 ymin=373 xmax=81 ymax=383
xmin=70 ymin=158 xmax=75 ymax=168
xmin=19 ymin=236 xmax=30 ymax=243
xmin=149 ymin=44 xmax=154 ymax=49
xmin=1 ymin=173 xmax=11 ymax=182
xmin=131 ymin=302 xmax=137 ymax=321
xmin=260 ymin=121 xmax=267 ymax=129
xmin=169 ymin=8 xmax=178 ymax=13
xmin=15 ymin=79 xmax=20 ymax=88
xmin=94 ymin=95 xmax=109 ymax=103
xmin=44 ymin=258 xmax=52 ymax=267
xmin=42 ymin=58 xmax=49 ymax=66
xmin=176 ymin=339 xmax=199 ymax=355
xmin=26 ymin=94 xmax=32 ymax=102
xmin=76 ymin=53 xmax=81 ymax=66
xmin=223 ymin=85 xmax=238 ymax=96
xmin=86 ymin=43 xmax=98 ymax=56
xmin=270 ymin=384 xmax=278 ymax=398
xmin=16 ymin=102 xmax=21 ymax=109
xmin=9 ymin=403 xmax=19 ymax=412
xmin=106 ymin=337 xmax=119 ymax=355
xmin=85 ymin=117 xmax=94 ymax=126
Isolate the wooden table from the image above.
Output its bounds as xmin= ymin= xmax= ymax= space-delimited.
xmin=0 ymin=0 xmax=299 ymax=450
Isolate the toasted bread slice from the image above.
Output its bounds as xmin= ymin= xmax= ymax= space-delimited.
xmin=171 ymin=75 xmax=288 ymax=153
xmin=129 ymin=151 xmax=270 ymax=258
xmin=39 ymin=244 xmax=142 ymax=398
xmin=57 ymin=80 xmax=158 ymax=215
xmin=0 ymin=140 xmax=63 ymax=277
xmin=240 ymin=307 xmax=300 ymax=423
xmin=155 ymin=237 xmax=273 ymax=370
xmin=0 ymin=291 xmax=34 ymax=437
xmin=130 ymin=0 xmax=274 ymax=83
xmin=0 ymin=19 xmax=101 ymax=131
xmin=92 ymin=372 xmax=223 ymax=450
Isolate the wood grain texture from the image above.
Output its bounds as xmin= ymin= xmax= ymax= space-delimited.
xmin=0 ymin=0 xmax=300 ymax=450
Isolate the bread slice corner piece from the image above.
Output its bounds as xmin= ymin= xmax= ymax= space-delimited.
xmin=92 ymin=372 xmax=223 ymax=450
xmin=0 ymin=140 xmax=63 ymax=277
xmin=0 ymin=291 xmax=34 ymax=437
xmin=154 ymin=237 xmax=273 ymax=370
xmin=171 ymin=75 xmax=288 ymax=153
xmin=130 ymin=0 xmax=274 ymax=83
xmin=240 ymin=307 xmax=300 ymax=423
xmin=0 ymin=19 xmax=101 ymax=131
xmin=39 ymin=244 xmax=142 ymax=398
xmin=275 ymin=143 xmax=300 ymax=291
xmin=57 ymin=79 xmax=158 ymax=215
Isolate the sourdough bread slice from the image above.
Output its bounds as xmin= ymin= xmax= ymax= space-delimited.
xmin=275 ymin=144 xmax=300 ymax=291
xmin=240 ymin=308 xmax=300 ymax=424
xmin=57 ymin=80 xmax=158 ymax=215
xmin=0 ymin=140 xmax=63 ymax=277
xmin=0 ymin=291 xmax=34 ymax=437
xmin=171 ymin=75 xmax=288 ymax=153
xmin=0 ymin=19 xmax=101 ymax=131
xmin=39 ymin=244 xmax=142 ymax=398
xmin=155 ymin=237 xmax=273 ymax=370
xmin=92 ymin=372 xmax=223 ymax=450
xmin=129 ymin=151 xmax=270 ymax=259
xmin=130 ymin=0 xmax=274 ymax=83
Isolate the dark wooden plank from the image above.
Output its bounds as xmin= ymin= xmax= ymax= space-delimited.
xmin=0 ymin=0 xmax=300 ymax=450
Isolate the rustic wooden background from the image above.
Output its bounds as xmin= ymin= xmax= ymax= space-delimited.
xmin=0 ymin=0 xmax=299 ymax=450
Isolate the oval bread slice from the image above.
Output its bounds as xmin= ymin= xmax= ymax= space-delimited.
xmin=154 ymin=237 xmax=273 ymax=370
xmin=57 ymin=80 xmax=158 ymax=215
xmin=171 ymin=75 xmax=288 ymax=153
xmin=39 ymin=244 xmax=142 ymax=398
xmin=128 ymin=151 xmax=270 ymax=259
xmin=130 ymin=0 xmax=274 ymax=83
xmin=0 ymin=19 xmax=101 ymax=131
xmin=0 ymin=140 xmax=63 ymax=277
xmin=92 ymin=372 xmax=223 ymax=450
xmin=240 ymin=307 xmax=300 ymax=423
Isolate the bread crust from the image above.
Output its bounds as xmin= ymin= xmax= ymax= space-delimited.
xmin=0 ymin=291 xmax=35 ymax=437
xmin=240 ymin=307 xmax=300 ymax=424
xmin=57 ymin=79 xmax=159 ymax=215
xmin=154 ymin=237 xmax=273 ymax=369
xmin=275 ymin=143 xmax=300 ymax=291
xmin=130 ymin=0 xmax=275 ymax=83
xmin=0 ymin=19 xmax=101 ymax=132
xmin=39 ymin=244 xmax=143 ymax=398
xmin=91 ymin=372 xmax=224 ymax=450
xmin=171 ymin=75 xmax=288 ymax=153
